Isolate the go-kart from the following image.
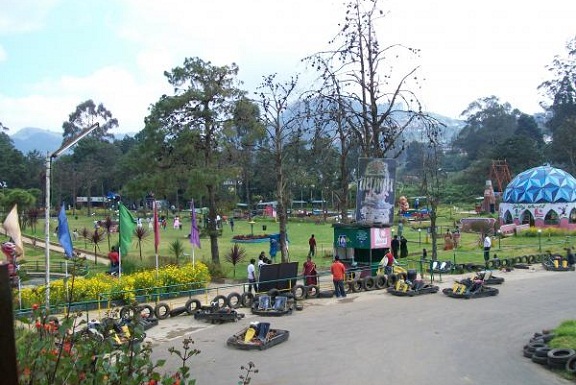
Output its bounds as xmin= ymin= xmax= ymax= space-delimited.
xmin=542 ymin=254 xmax=575 ymax=272
xmin=442 ymin=277 xmax=499 ymax=299
xmin=473 ymin=270 xmax=505 ymax=285
xmin=75 ymin=316 xmax=146 ymax=347
xmin=251 ymin=294 xmax=296 ymax=316
xmin=386 ymin=279 xmax=439 ymax=297
xmin=226 ymin=322 xmax=289 ymax=351
xmin=194 ymin=303 xmax=245 ymax=324
xmin=429 ymin=260 xmax=453 ymax=275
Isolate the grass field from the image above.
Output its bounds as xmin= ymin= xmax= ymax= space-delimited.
xmin=11 ymin=206 xmax=576 ymax=282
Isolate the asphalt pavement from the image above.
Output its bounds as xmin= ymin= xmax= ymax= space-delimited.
xmin=146 ymin=266 xmax=576 ymax=385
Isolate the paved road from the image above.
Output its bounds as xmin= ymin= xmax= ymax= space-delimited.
xmin=146 ymin=268 xmax=576 ymax=385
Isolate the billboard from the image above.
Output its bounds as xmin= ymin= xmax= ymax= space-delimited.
xmin=355 ymin=158 xmax=396 ymax=225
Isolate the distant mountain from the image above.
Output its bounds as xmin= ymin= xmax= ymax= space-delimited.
xmin=10 ymin=127 xmax=62 ymax=154
xmin=9 ymin=127 xmax=138 ymax=154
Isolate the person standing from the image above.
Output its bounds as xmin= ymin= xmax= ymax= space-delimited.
xmin=108 ymin=246 xmax=119 ymax=275
xmin=391 ymin=235 xmax=400 ymax=259
xmin=483 ymin=234 xmax=492 ymax=266
xmin=308 ymin=234 xmax=317 ymax=257
xmin=302 ymin=256 xmax=318 ymax=286
xmin=247 ymin=258 xmax=256 ymax=293
xmin=400 ymin=236 xmax=408 ymax=259
xmin=331 ymin=256 xmax=347 ymax=298
xmin=229 ymin=217 xmax=234 ymax=232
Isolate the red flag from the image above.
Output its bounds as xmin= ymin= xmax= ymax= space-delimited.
xmin=153 ymin=201 xmax=160 ymax=253
xmin=190 ymin=200 xmax=201 ymax=248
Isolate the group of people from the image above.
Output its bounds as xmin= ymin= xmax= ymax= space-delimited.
xmin=390 ymin=235 xmax=409 ymax=259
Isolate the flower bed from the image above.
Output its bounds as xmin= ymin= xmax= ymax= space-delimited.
xmin=232 ymin=234 xmax=271 ymax=243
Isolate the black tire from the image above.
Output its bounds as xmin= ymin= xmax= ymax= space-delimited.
xmin=185 ymin=299 xmax=201 ymax=315
xmin=292 ymin=285 xmax=307 ymax=300
xmin=548 ymin=348 xmax=576 ymax=363
xmin=267 ymin=288 xmax=280 ymax=299
xmin=362 ymin=276 xmax=376 ymax=291
xmin=154 ymin=302 xmax=170 ymax=320
xmin=348 ymin=280 xmax=362 ymax=293
xmin=226 ymin=292 xmax=242 ymax=309
xmin=241 ymin=292 xmax=255 ymax=308
xmin=317 ymin=290 xmax=334 ymax=298
xmin=212 ymin=295 xmax=228 ymax=308
xmin=501 ymin=258 xmax=509 ymax=267
xmin=120 ymin=305 xmax=136 ymax=321
xmin=566 ymin=355 xmax=576 ymax=373
xmin=375 ymin=275 xmax=387 ymax=290
xmin=169 ymin=306 xmax=187 ymax=317
xmin=139 ymin=304 xmax=154 ymax=319
xmin=387 ymin=274 xmax=398 ymax=287
xmin=306 ymin=285 xmax=320 ymax=298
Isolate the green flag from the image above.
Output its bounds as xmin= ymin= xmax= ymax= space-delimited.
xmin=119 ymin=202 xmax=136 ymax=256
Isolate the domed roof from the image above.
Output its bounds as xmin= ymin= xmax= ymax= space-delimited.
xmin=503 ymin=165 xmax=576 ymax=203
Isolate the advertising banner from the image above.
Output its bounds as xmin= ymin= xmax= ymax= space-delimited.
xmin=355 ymin=158 xmax=396 ymax=225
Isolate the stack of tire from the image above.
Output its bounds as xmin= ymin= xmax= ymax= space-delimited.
xmin=523 ymin=330 xmax=576 ymax=373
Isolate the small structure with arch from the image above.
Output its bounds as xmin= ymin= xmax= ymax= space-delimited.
xmin=499 ymin=164 xmax=576 ymax=230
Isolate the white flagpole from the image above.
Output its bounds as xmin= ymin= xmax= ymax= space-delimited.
xmin=154 ymin=201 xmax=159 ymax=279
xmin=118 ymin=250 xmax=122 ymax=279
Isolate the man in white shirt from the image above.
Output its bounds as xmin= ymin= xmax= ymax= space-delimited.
xmin=247 ymin=259 xmax=256 ymax=293
xmin=483 ymin=234 xmax=492 ymax=266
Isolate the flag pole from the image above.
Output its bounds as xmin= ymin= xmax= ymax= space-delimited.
xmin=154 ymin=201 xmax=159 ymax=279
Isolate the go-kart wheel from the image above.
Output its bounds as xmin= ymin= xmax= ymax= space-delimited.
xmin=185 ymin=299 xmax=201 ymax=315
xmin=139 ymin=305 xmax=154 ymax=319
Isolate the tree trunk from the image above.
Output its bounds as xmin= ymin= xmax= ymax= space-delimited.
xmin=207 ymin=184 xmax=220 ymax=265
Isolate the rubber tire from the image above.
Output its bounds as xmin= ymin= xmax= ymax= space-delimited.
xmin=348 ymin=280 xmax=362 ymax=293
xmin=169 ymin=306 xmax=187 ymax=317
xmin=375 ymin=275 xmax=387 ymax=290
xmin=292 ymin=285 xmax=307 ymax=300
xmin=306 ymin=285 xmax=320 ymax=298
xmin=139 ymin=304 xmax=154 ymax=319
xmin=241 ymin=292 xmax=255 ymax=308
xmin=267 ymin=288 xmax=280 ymax=299
xmin=566 ymin=355 xmax=576 ymax=373
xmin=362 ymin=276 xmax=376 ymax=291
xmin=185 ymin=299 xmax=201 ymax=315
xmin=120 ymin=305 xmax=136 ymax=321
xmin=154 ymin=302 xmax=170 ymax=320
xmin=226 ymin=292 xmax=242 ymax=309
xmin=211 ymin=295 xmax=228 ymax=309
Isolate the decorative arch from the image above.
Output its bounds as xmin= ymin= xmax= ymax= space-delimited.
xmin=570 ymin=208 xmax=576 ymax=224
xmin=503 ymin=210 xmax=513 ymax=224
xmin=545 ymin=209 xmax=559 ymax=225
xmin=521 ymin=210 xmax=533 ymax=226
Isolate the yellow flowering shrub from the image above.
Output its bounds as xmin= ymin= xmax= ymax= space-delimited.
xmin=16 ymin=262 xmax=211 ymax=309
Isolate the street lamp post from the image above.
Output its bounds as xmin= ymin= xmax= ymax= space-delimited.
xmin=418 ymin=228 xmax=422 ymax=245
xmin=497 ymin=230 xmax=501 ymax=250
xmin=538 ymin=229 xmax=543 ymax=252
xmin=45 ymin=123 xmax=99 ymax=309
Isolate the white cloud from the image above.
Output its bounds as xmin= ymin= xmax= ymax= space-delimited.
xmin=0 ymin=0 xmax=60 ymax=34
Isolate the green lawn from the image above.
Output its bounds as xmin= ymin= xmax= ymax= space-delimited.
xmin=13 ymin=207 xmax=575 ymax=282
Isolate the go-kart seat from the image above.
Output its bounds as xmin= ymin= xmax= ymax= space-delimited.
xmin=258 ymin=295 xmax=271 ymax=310
xmin=273 ymin=296 xmax=287 ymax=311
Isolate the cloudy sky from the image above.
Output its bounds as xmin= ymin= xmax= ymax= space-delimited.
xmin=1 ymin=0 xmax=575 ymax=135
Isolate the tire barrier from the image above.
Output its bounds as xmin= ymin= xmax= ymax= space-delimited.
xmin=241 ymin=292 xmax=255 ymax=308
xmin=566 ymin=355 xmax=576 ymax=373
xmin=154 ymin=302 xmax=170 ymax=320
xmin=185 ymin=298 xmax=201 ymax=315
xmin=291 ymin=284 xmax=307 ymax=301
xmin=374 ymin=275 xmax=387 ymax=290
xmin=531 ymin=347 xmax=551 ymax=365
xmin=226 ymin=292 xmax=242 ymax=309
xmin=169 ymin=306 xmax=187 ymax=317
xmin=362 ymin=276 xmax=376 ymax=291
xmin=211 ymin=295 xmax=228 ymax=309
xmin=306 ymin=285 xmax=320 ymax=298
xmin=500 ymin=259 xmax=509 ymax=267
xmin=348 ymin=280 xmax=362 ymax=293
xmin=317 ymin=290 xmax=334 ymax=298
xmin=547 ymin=348 xmax=576 ymax=370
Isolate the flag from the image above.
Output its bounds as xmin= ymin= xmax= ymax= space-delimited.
xmin=190 ymin=200 xmax=200 ymax=248
xmin=57 ymin=205 xmax=74 ymax=259
xmin=119 ymin=202 xmax=136 ymax=256
xmin=2 ymin=204 xmax=23 ymax=257
xmin=153 ymin=201 xmax=160 ymax=254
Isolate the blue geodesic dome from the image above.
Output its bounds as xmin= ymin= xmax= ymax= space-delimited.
xmin=502 ymin=165 xmax=576 ymax=204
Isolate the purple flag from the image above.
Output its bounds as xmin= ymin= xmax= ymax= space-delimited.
xmin=190 ymin=200 xmax=201 ymax=248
